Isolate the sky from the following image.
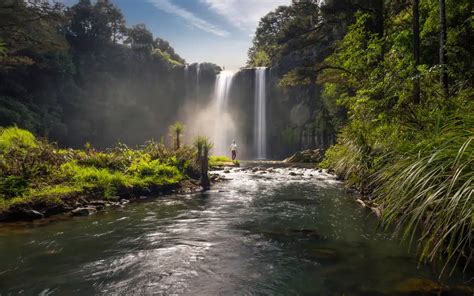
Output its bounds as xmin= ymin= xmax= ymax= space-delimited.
xmin=62 ymin=0 xmax=291 ymax=70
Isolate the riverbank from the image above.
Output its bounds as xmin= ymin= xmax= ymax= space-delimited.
xmin=0 ymin=127 xmax=214 ymax=222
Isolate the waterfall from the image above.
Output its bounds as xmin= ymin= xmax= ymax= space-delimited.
xmin=213 ymin=71 xmax=234 ymax=155
xmin=254 ymin=67 xmax=267 ymax=159
xmin=213 ymin=71 xmax=235 ymax=156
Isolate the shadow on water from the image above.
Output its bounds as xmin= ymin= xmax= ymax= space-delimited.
xmin=0 ymin=165 xmax=472 ymax=295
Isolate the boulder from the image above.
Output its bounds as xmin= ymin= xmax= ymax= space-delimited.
xmin=21 ymin=209 xmax=44 ymax=220
xmin=71 ymin=207 xmax=97 ymax=217
xmin=284 ymin=149 xmax=323 ymax=163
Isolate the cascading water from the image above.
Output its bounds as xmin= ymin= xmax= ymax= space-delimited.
xmin=254 ymin=67 xmax=267 ymax=159
xmin=213 ymin=71 xmax=235 ymax=155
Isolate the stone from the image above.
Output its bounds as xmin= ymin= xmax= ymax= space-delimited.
xmin=43 ymin=203 xmax=72 ymax=217
xmin=22 ymin=209 xmax=44 ymax=220
xmin=88 ymin=200 xmax=106 ymax=206
xmin=284 ymin=149 xmax=323 ymax=163
xmin=396 ymin=278 xmax=444 ymax=294
xmin=289 ymin=172 xmax=298 ymax=176
xmin=309 ymin=248 xmax=338 ymax=260
xmin=71 ymin=207 xmax=97 ymax=217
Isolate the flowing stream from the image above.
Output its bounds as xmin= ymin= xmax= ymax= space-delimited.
xmin=0 ymin=165 xmax=470 ymax=295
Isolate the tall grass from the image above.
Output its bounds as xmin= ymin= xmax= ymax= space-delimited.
xmin=373 ymin=115 xmax=473 ymax=275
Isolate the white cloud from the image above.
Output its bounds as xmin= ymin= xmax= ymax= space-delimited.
xmin=200 ymin=0 xmax=291 ymax=32
xmin=146 ymin=0 xmax=230 ymax=37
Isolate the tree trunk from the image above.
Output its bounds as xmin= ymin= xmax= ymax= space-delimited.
xmin=412 ymin=0 xmax=421 ymax=104
xmin=200 ymin=149 xmax=210 ymax=190
xmin=176 ymin=132 xmax=180 ymax=149
xmin=439 ymin=0 xmax=449 ymax=97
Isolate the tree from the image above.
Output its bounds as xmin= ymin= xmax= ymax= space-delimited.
xmin=169 ymin=122 xmax=184 ymax=150
xmin=194 ymin=136 xmax=212 ymax=190
xmin=125 ymin=24 xmax=153 ymax=53
xmin=439 ymin=0 xmax=449 ymax=97
xmin=95 ymin=0 xmax=126 ymax=44
xmin=412 ymin=0 xmax=421 ymax=104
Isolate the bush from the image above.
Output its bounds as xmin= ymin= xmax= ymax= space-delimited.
xmin=373 ymin=114 xmax=473 ymax=274
xmin=127 ymin=156 xmax=183 ymax=186
xmin=209 ymin=155 xmax=232 ymax=167
xmin=0 ymin=126 xmax=38 ymax=151
xmin=61 ymin=162 xmax=129 ymax=197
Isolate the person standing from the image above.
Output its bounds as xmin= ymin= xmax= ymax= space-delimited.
xmin=230 ymin=140 xmax=237 ymax=161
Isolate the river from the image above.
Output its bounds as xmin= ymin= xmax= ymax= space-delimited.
xmin=0 ymin=164 xmax=471 ymax=295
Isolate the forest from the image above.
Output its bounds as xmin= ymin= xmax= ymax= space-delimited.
xmin=0 ymin=0 xmax=473 ymax=293
xmin=248 ymin=0 xmax=472 ymax=274
xmin=0 ymin=0 xmax=219 ymax=147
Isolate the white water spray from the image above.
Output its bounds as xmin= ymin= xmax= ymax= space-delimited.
xmin=254 ymin=67 xmax=267 ymax=159
xmin=213 ymin=71 xmax=235 ymax=155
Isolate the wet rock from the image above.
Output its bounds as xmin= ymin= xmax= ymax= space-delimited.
xmin=289 ymin=172 xmax=298 ymax=176
xmin=120 ymin=199 xmax=130 ymax=205
xmin=108 ymin=196 xmax=120 ymax=202
xmin=284 ymin=149 xmax=323 ymax=163
xmin=396 ymin=278 xmax=443 ymax=294
xmin=23 ymin=209 xmax=44 ymax=220
xmin=224 ymin=170 xmax=231 ymax=173
xmin=88 ymin=200 xmax=106 ymax=206
xmin=78 ymin=197 xmax=89 ymax=205
xmin=71 ymin=207 xmax=97 ymax=217
xmin=43 ymin=203 xmax=72 ymax=217
xmin=289 ymin=229 xmax=322 ymax=239
xmin=309 ymin=248 xmax=338 ymax=260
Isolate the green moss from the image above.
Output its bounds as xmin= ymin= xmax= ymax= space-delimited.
xmin=0 ymin=127 xmax=193 ymax=213
xmin=209 ymin=156 xmax=231 ymax=166
xmin=0 ymin=126 xmax=38 ymax=151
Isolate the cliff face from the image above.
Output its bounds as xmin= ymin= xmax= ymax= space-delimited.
xmin=227 ymin=67 xmax=334 ymax=160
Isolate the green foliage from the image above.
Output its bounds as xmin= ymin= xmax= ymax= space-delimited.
xmin=372 ymin=112 xmax=473 ymax=275
xmin=169 ymin=121 xmax=185 ymax=150
xmin=316 ymin=2 xmax=474 ymax=273
xmin=0 ymin=127 xmax=194 ymax=212
xmin=0 ymin=0 xmax=209 ymax=148
xmin=61 ymin=162 xmax=129 ymax=197
xmin=209 ymin=156 xmax=232 ymax=167
xmin=0 ymin=126 xmax=38 ymax=151
xmin=127 ymin=156 xmax=183 ymax=186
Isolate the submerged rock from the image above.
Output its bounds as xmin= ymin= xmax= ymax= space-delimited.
xmin=309 ymin=248 xmax=339 ymax=260
xmin=396 ymin=278 xmax=443 ymax=294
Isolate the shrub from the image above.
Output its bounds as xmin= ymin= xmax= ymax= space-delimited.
xmin=373 ymin=114 xmax=473 ymax=275
xmin=60 ymin=162 xmax=129 ymax=197
xmin=0 ymin=126 xmax=38 ymax=151
xmin=127 ymin=156 xmax=183 ymax=186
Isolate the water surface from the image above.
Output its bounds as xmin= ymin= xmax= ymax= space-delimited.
xmin=0 ymin=165 xmax=471 ymax=295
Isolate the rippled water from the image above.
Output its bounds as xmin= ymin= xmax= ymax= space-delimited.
xmin=0 ymin=165 xmax=471 ymax=295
